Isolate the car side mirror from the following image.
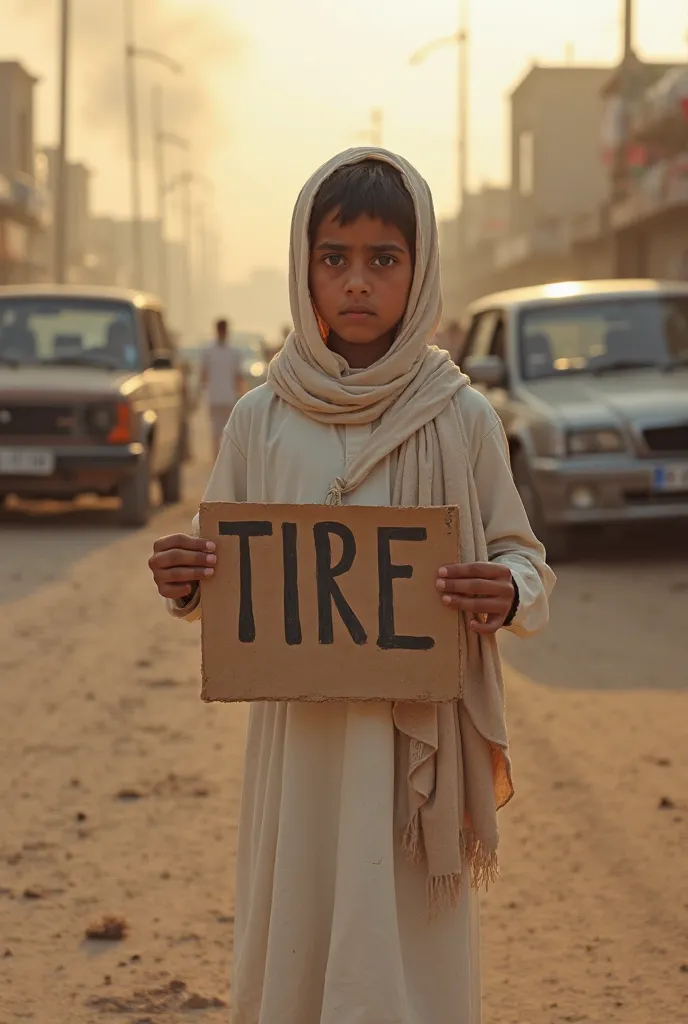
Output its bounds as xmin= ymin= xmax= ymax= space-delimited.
xmin=151 ymin=354 xmax=173 ymax=370
xmin=464 ymin=354 xmax=507 ymax=388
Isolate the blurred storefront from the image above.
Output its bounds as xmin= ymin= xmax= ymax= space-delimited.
xmin=38 ymin=148 xmax=93 ymax=283
xmin=607 ymin=64 xmax=688 ymax=279
xmin=0 ymin=61 xmax=48 ymax=284
xmin=442 ymin=57 xmax=688 ymax=318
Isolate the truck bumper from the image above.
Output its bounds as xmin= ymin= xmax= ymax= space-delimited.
xmin=0 ymin=443 xmax=145 ymax=499
xmin=530 ymin=455 xmax=688 ymax=526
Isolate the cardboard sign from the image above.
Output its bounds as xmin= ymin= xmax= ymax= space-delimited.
xmin=199 ymin=502 xmax=461 ymax=703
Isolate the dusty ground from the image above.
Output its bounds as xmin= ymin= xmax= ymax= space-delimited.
xmin=0 ymin=446 xmax=687 ymax=1024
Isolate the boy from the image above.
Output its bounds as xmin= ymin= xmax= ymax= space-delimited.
xmin=149 ymin=149 xmax=555 ymax=1024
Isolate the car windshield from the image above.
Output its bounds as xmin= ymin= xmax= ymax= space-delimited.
xmin=518 ymin=297 xmax=688 ymax=379
xmin=0 ymin=298 xmax=140 ymax=371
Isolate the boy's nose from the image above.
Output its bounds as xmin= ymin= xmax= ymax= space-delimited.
xmin=344 ymin=270 xmax=372 ymax=295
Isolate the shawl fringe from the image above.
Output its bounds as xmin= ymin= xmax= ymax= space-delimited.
xmin=428 ymin=872 xmax=462 ymax=918
xmin=461 ymin=830 xmax=501 ymax=891
xmin=404 ymin=817 xmax=501 ymax=916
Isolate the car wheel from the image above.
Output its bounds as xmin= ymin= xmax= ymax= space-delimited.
xmin=160 ymin=446 xmax=183 ymax=505
xmin=118 ymin=450 xmax=151 ymax=527
xmin=511 ymin=448 xmax=572 ymax=562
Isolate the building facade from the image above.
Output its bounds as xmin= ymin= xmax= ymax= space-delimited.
xmin=442 ymin=57 xmax=688 ymax=317
xmin=0 ymin=61 xmax=47 ymax=284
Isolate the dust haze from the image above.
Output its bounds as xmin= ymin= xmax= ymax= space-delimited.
xmin=5 ymin=0 xmax=245 ymax=222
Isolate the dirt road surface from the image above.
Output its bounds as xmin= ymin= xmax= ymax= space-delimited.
xmin=1 ymin=450 xmax=687 ymax=1024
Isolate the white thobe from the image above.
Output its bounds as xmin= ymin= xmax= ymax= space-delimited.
xmin=170 ymin=382 xmax=551 ymax=1024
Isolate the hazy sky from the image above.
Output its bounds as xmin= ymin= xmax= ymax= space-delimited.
xmin=4 ymin=0 xmax=687 ymax=281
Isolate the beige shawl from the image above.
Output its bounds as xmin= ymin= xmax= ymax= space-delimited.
xmin=268 ymin=147 xmax=512 ymax=912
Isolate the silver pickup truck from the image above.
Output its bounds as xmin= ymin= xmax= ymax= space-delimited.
xmin=461 ymin=279 xmax=688 ymax=559
xmin=0 ymin=285 xmax=188 ymax=526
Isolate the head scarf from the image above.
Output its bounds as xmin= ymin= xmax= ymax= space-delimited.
xmin=269 ymin=147 xmax=513 ymax=912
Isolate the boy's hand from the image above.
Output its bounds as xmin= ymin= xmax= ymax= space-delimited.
xmin=149 ymin=534 xmax=217 ymax=600
xmin=436 ymin=561 xmax=515 ymax=635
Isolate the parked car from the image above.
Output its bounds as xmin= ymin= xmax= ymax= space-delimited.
xmin=180 ymin=331 xmax=269 ymax=402
xmin=0 ymin=285 xmax=188 ymax=526
xmin=461 ymin=279 xmax=688 ymax=558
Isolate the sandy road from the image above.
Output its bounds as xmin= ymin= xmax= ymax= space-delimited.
xmin=0 ymin=453 xmax=686 ymax=1024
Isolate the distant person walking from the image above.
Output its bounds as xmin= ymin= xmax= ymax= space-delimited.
xmin=200 ymin=319 xmax=243 ymax=460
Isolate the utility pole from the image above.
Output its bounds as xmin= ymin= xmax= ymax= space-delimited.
xmin=409 ymin=0 xmax=470 ymax=240
xmin=623 ymin=0 xmax=634 ymax=58
xmin=196 ymin=194 xmax=208 ymax=328
xmin=614 ymin=0 xmax=637 ymax=275
xmin=457 ymin=0 xmax=470 ymax=287
xmin=618 ymin=0 xmax=636 ymax=190
xmin=54 ymin=0 xmax=70 ymax=283
xmin=152 ymin=87 xmax=167 ymax=303
xmin=370 ymin=108 xmax=383 ymax=147
xmin=124 ymin=0 xmax=143 ymax=289
xmin=457 ymin=0 xmax=469 ymax=214
xmin=182 ymin=172 xmax=193 ymax=340
xmin=192 ymin=174 xmax=217 ymax=325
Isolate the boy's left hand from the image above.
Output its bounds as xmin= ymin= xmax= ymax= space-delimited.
xmin=436 ymin=562 xmax=515 ymax=635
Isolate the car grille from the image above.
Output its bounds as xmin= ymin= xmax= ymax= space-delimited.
xmin=0 ymin=404 xmax=76 ymax=437
xmin=625 ymin=489 xmax=688 ymax=506
xmin=643 ymin=424 xmax=688 ymax=454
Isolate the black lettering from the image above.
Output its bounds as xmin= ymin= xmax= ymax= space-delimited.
xmin=219 ymin=521 xmax=273 ymax=642
xmin=281 ymin=522 xmax=302 ymax=645
xmin=377 ymin=526 xmax=435 ymax=651
xmin=313 ymin=521 xmax=367 ymax=646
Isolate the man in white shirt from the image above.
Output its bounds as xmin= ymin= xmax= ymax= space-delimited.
xmin=200 ymin=319 xmax=243 ymax=459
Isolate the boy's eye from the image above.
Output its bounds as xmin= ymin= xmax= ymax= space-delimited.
xmin=373 ymin=254 xmax=397 ymax=268
xmin=323 ymin=254 xmax=345 ymax=267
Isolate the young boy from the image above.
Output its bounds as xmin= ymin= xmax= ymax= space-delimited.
xmin=149 ymin=149 xmax=555 ymax=1024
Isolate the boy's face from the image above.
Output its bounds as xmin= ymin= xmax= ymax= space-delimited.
xmin=309 ymin=212 xmax=414 ymax=364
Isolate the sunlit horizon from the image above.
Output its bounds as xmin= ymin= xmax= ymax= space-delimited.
xmin=4 ymin=0 xmax=687 ymax=283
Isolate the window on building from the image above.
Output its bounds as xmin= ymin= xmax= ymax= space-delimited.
xmin=518 ymin=131 xmax=535 ymax=197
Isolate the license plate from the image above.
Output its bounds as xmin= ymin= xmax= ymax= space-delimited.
xmin=0 ymin=448 xmax=56 ymax=476
xmin=652 ymin=464 xmax=688 ymax=492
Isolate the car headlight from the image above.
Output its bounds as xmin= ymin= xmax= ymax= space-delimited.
xmin=84 ymin=402 xmax=118 ymax=436
xmin=566 ymin=429 xmax=625 ymax=456
xmin=84 ymin=401 xmax=132 ymax=443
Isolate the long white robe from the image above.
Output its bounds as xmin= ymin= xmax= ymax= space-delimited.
xmin=170 ymin=382 xmax=551 ymax=1024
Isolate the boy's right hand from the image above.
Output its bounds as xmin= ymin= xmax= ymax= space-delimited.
xmin=148 ymin=534 xmax=217 ymax=600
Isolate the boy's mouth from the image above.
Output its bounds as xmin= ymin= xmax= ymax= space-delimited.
xmin=340 ymin=305 xmax=376 ymax=321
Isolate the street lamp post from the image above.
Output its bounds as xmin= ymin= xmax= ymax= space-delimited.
xmin=54 ymin=0 xmax=70 ymax=283
xmin=152 ymin=86 xmax=167 ymax=302
xmin=410 ymin=0 xmax=470 ymax=232
xmin=623 ymin=0 xmax=634 ymax=58
xmin=353 ymin=108 xmax=384 ymax=148
xmin=123 ymin=0 xmax=142 ymax=288
xmin=163 ymin=168 xmax=216 ymax=339
xmin=159 ymin=138 xmax=191 ymax=336
xmin=190 ymin=173 xmax=216 ymax=329
xmin=457 ymin=0 xmax=469 ymax=217
xmin=123 ymin=0 xmax=183 ymax=291
xmin=370 ymin=108 xmax=383 ymax=148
